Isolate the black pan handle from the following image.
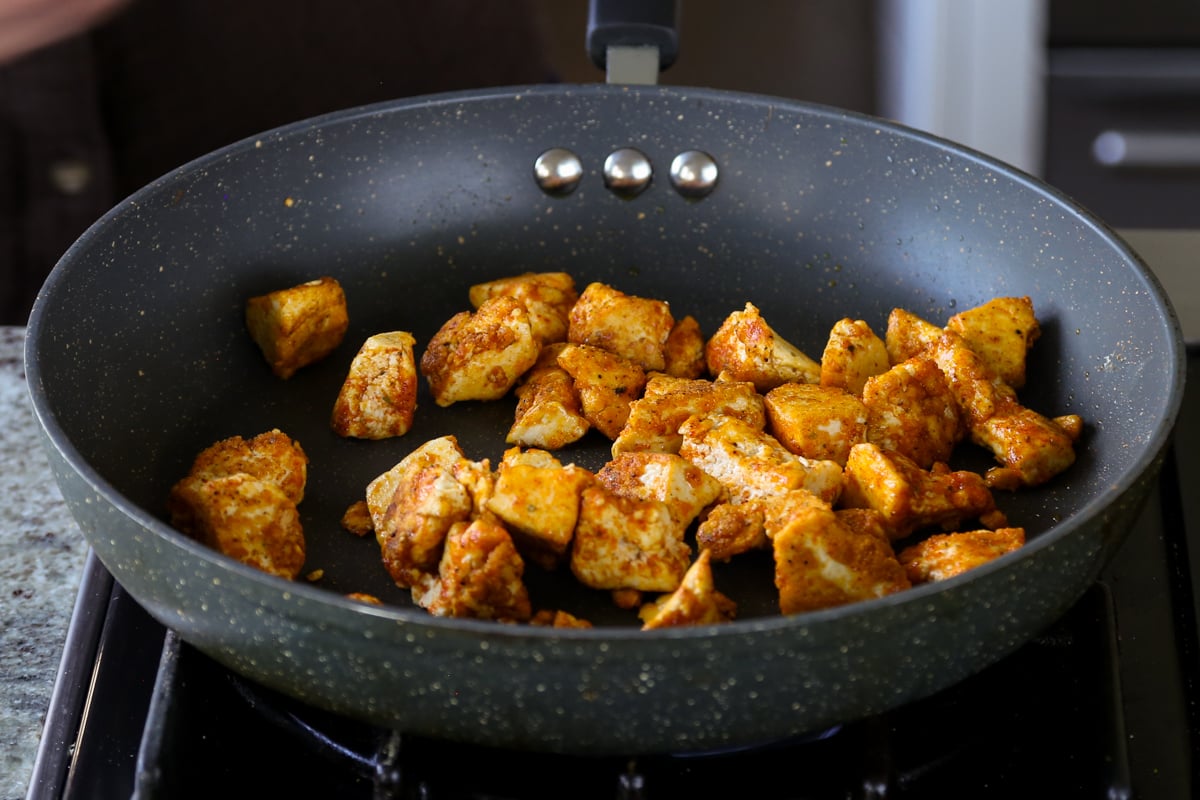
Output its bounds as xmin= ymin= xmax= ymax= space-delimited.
xmin=586 ymin=0 xmax=680 ymax=72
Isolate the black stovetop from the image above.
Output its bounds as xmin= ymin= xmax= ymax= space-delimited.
xmin=26 ymin=352 xmax=1200 ymax=799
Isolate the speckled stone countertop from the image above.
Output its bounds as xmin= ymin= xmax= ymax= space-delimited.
xmin=0 ymin=327 xmax=88 ymax=800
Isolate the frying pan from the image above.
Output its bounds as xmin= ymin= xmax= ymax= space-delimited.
xmin=24 ymin=34 xmax=1183 ymax=753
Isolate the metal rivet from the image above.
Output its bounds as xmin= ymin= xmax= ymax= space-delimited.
xmin=669 ymin=150 xmax=719 ymax=198
xmin=603 ymin=148 xmax=653 ymax=195
xmin=533 ymin=148 xmax=583 ymax=195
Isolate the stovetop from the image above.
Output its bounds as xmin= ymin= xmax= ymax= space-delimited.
xmin=26 ymin=234 xmax=1200 ymax=799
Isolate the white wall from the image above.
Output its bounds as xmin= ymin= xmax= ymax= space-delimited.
xmin=876 ymin=0 xmax=1048 ymax=175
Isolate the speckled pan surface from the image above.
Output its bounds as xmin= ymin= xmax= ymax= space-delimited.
xmin=25 ymin=84 xmax=1184 ymax=754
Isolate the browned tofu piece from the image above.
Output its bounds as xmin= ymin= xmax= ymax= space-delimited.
xmin=330 ymin=331 xmax=418 ymax=439
xmin=365 ymin=436 xmax=476 ymax=588
xmin=945 ymin=296 xmax=1040 ymax=389
xmin=414 ymin=517 xmax=532 ymax=622
xmin=820 ymin=318 xmax=890 ymax=395
xmin=898 ymin=527 xmax=1026 ymax=583
xmin=639 ymin=551 xmax=737 ymax=629
xmin=175 ymin=429 xmax=308 ymax=506
xmin=506 ymin=343 xmax=590 ymax=449
xmin=419 ymin=295 xmax=540 ymax=407
xmin=468 ymin=271 xmax=579 ymax=345
xmin=612 ymin=373 xmax=764 ymax=456
xmin=840 ymin=442 xmax=1005 ymax=539
xmin=485 ymin=448 xmax=594 ymax=569
xmin=555 ymin=343 xmax=647 ymax=440
xmin=696 ymin=499 xmax=769 ymax=561
xmin=596 ymin=451 xmax=726 ymax=531
xmin=705 ymin=302 xmax=820 ymax=392
xmin=568 ymin=282 xmax=675 ymax=371
xmin=570 ymin=484 xmax=692 ymax=593
xmin=861 ymin=356 xmax=963 ymax=468
xmin=168 ymin=473 xmax=305 ymax=580
xmin=884 ymin=307 xmax=943 ymax=365
xmin=926 ymin=331 xmax=1079 ymax=488
xmin=245 ymin=276 xmax=349 ymax=379
xmin=764 ymin=382 xmax=867 ymax=466
xmin=771 ymin=498 xmax=910 ymax=614
xmin=678 ymin=414 xmax=843 ymax=505
xmin=340 ymin=500 xmax=373 ymax=537
xmin=663 ymin=315 xmax=707 ymax=379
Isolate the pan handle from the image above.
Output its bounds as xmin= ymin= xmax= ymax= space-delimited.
xmin=587 ymin=0 xmax=680 ymax=84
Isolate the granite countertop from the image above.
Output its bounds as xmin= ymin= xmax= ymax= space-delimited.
xmin=0 ymin=327 xmax=89 ymax=800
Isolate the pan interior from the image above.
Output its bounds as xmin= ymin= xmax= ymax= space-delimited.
xmin=27 ymin=85 xmax=1183 ymax=627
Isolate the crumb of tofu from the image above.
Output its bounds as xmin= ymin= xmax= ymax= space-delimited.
xmin=340 ymin=500 xmax=374 ymax=537
xmin=346 ymin=592 xmax=383 ymax=605
xmin=245 ymin=276 xmax=349 ymax=379
xmin=530 ymin=609 xmax=594 ymax=628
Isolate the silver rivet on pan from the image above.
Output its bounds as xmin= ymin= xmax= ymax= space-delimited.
xmin=669 ymin=150 xmax=719 ymax=197
xmin=603 ymin=147 xmax=653 ymax=195
xmin=533 ymin=148 xmax=583 ymax=195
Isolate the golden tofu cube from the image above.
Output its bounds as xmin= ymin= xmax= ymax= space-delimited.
xmin=898 ymin=527 xmax=1026 ymax=584
xmin=174 ymin=428 xmax=308 ymax=506
xmin=771 ymin=499 xmax=910 ymax=614
xmin=705 ymin=302 xmax=820 ymax=392
xmin=663 ymin=315 xmax=707 ymax=379
xmin=245 ymin=276 xmax=349 ymax=379
xmin=639 ymin=551 xmax=737 ymax=629
xmin=506 ymin=343 xmax=590 ymax=449
xmin=415 ymin=517 xmax=532 ymax=622
xmin=485 ymin=449 xmax=594 ymax=569
xmin=945 ymin=296 xmax=1040 ymax=389
xmin=555 ymin=343 xmax=646 ymax=440
xmin=861 ymin=356 xmax=963 ymax=468
xmin=568 ymin=281 xmax=675 ymax=371
xmin=468 ymin=271 xmax=578 ymax=345
xmin=331 ymin=331 xmax=418 ymax=439
xmin=596 ymin=451 xmax=727 ymax=531
xmin=678 ymin=413 xmax=843 ymax=505
xmin=884 ymin=307 xmax=943 ymax=365
xmin=840 ymin=442 xmax=1004 ymax=539
xmin=695 ymin=499 xmax=769 ymax=561
xmin=764 ymin=382 xmax=867 ymax=466
xmin=820 ymin=318 xmax=890 ymax=395
xmin=612 ymin=373 xmax=764 ymax=456
xmin=419 ymin=295 xmax=540 ymax=407
xmin=570 ymin=485 xmax=691 ymax=593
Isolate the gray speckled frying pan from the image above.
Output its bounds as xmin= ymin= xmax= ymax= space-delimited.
xmin=24 ymin=83 xmax=1184 ymax=754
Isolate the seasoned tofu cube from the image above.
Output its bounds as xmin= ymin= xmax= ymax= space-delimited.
xmin=245 ymin=276 xmax=349 ymax=379
xmin=366 ymin=436 xmax=476 ymax=588
xmin=820 ymin=318 xmax=890 ymax=395
xmin=840 ymin=442 xmax=1005 ymax=539
xmin=705 ymin=302 xmax=820 ymax=391
xmin=168 ymin=473 xmax=305 ymax=580
xmin=555 ymin=343 xmax=647 ymax=440
xmin=695 ymin=499 xmax=769 ymax=561
xmin=663 ymin=315 xmax=708 ymax=379
xmin=884 ymin=307 xmax=943 ymax=365
xmin=568 ymin=281 xmax=675 ymax=371
xmin=414 ymin=517 xmax=532 ymax=621
xmin=771 ymin=498 xmax=910 ymax=614
xmin=898 ymin=527 xmax=1026 ymax=583
xmin=485 ymin=448 xmax=594 ymax=569
xmin=468 ymin=271 xmax=579 ymax=345
xmin=678 ymin=414 xmax=843 ymax=505
xmin=612 ymin=373 xmax=764 ymax=456
xmin=596 ymin=451 xmax=726 ymax=531
xmin=570 ymin=485 xmax=692 ymax=593
xmin=764 ymin=382 xmax=867 ymax=466
xmin=330 ymin=331 xmax=418 ymax=439
xmin=639 ymin=551 xmax=737 ymax=629
xmin=861 ymin=356 xmax=963 ymax=468
xmin=945 ymin=296 xmax=1040 ymax=389
xmin=926 ymin=331 xmax=1079 ymax=488
xmin=419 ymin=295 xmax=540 ymax=407
xmin=174 ymin=428 xmax=308 ymax=506
xmin=506 ymin=343 xmax=590 ymax=449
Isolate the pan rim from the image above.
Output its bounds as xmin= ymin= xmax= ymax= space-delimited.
xmin=24 ymin=82 xmax=1188 ymax=643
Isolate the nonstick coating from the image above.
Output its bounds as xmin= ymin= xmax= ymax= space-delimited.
xmin=26 ymin=84 xmax=1184 ymax=754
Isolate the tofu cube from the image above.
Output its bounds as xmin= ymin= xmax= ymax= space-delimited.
xmin=612 ymin=373 xmax=764 ymax=456
xmin=596 ymin=451 xmax=727 ymax=531
xmin=898 ymin=527 xmax=1026 ymax=584
xmin=468 ymin=271 xmax=578 ymax=345
xmin=568 ymin=281 xmax=675 ymax=371
xmin=419 ymin=295 xmax=539 ymax=407
xmin=331 ymin=331 xmax=418 ymax=439
xmin=945 ymin=296 xmax=1040 ymax=388
xmin=245 ymin=276 xmax=349 ymax=379
xmin=506 ymin=343 xmax=590 ymax=449
xmin=705 ymin=302 xmax=820 ymax=391
xmin=884 ymin=307 xmax=943 ymax=365
xmin=485 ymin=448 xmax=594 ymax=569
xmin=555 ymin=343 xmax=646 ymax=440
xmin=820 ymin=317 xmax=890 ymax=395
xmin=861 ymin=356 xmax=963 ymax=468
xmin=663 ymin=315 xmax=708 ymax=379
xmin=570 ymin=485 xmax=692 ymax=593
xmin=764 ymin=382 xmax=867 ymax=466
xmin=415 ymin=517 xmax=532 ymax=621
xmin=639 ymin=551 xmax=737 ymax=629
